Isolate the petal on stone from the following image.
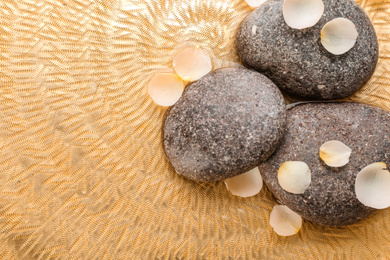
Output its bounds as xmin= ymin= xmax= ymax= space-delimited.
xmin=321 ymin=18 xmax=358 ymax=55
xmin=245 ymin=0 xmax=268 ymax=8
xmin=355 ymin=162 xmax=390 ymax=209
xmin=173 ymin=47 xmax=212 ymax=82
xmin=147 ymin=73 xmax=184 ymax=106
xmin=270 ymin=205 xmax=303 ymax=236
xmin=225 ymin=167 xmax=263 ymax=197
xmin=283 ymin=0 xmax=324 ymax=29
xmin=278 ymin=161 xmax=311 ymax=194
xmin=319 ymin=140 xmax=352 ymax=167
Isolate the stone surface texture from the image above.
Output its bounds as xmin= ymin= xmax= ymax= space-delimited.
xmin=258 ymin=102 xmax=390 ymax=226
xmin=164 ymin=67 xmax=286 ymax=182
xmin=236 ymin=0 xmax=379 ymax=100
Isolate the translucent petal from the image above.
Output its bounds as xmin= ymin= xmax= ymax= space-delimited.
xmin=245 ymin=0 xmax=267 ymax=8
xmin=278 ymin=161 xmax=311 ymax=194
xmin=270 ymin=205 xmax=303 ymax=236
xmin=283 ymin=0 xmax=324 ymax=29
xmin=173 ymin=47 xmax=212 ymax=82
xmin=225 ymin=168 xmax=263 ymax=197
xmin=147 ymin=73 xmax=184 ymax=106
xmin=355 ymin=162 xmax=390 ymax=209
xmin=319 ymin=140 xmax=352 ymax=167
xmin=321 ymin=18 xmax=358 ymax=55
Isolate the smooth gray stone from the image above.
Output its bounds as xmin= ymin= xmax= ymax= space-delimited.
xmin=163 ymin=67 xmax=286 ymax=182
xmin=259 ymin=102 xmax=390 ymax=226
xmin=236 ymin=0 xmax=378 ymax=100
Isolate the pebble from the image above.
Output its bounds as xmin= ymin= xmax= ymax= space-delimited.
xmin=163 ymin=67 xmax=286 ymax=182
xmin=236 ymin=0 xmax=378 ymax=100
xmin=259 ymin=102 xmax=390 ymax=226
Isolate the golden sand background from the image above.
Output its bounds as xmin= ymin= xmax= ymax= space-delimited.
xmin=0 ymin=0 xmax=389 ymax=259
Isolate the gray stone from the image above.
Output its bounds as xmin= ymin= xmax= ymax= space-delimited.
xmin=258 ymin=102 xmax=390 ymax=226
xmin=236 ymin=0 xmax=378 ymax=100
xmin=163 ymin=67 xmax=286 ymax=182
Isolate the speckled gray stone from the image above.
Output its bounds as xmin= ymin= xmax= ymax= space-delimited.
xmin=163 ymin=67 xmax=286 ymax=182
xmin=258 ymin=102 xmax=390 ymax=226
xmin=236 ymin=0 xmax=378 ymax=100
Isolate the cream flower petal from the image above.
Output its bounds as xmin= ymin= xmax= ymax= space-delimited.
xmin=147 ymin=73 xmax=184 ymax=106
xmin=245 ymin=0 xmax=268 ymax=8
xmin=173 ymin=47 xmax=212 ymax=82
xmin=321 ymin=18 xmax=358 ymax=55
xmin=278 ymin=161 xmax=311 ymax=194
xmin=355 ymin=162 xmax=390 ymax=209
xmin=319 ymin=140 xmax=352 ymax=167
xmin=283 ymin=0 xmax=324 ymax=29
xmin=270 ymin=205 xmax=303 ymax=236
xmin=225 ymin=167 xmax=263 ymax=197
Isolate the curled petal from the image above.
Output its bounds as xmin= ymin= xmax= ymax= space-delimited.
xmin=148 ymin=73 xmax=184 ymax=106
xmin=355 ymin=162 xmax=390 ymax=209
xmin=278 ymin=161 xmax=311 ymax=194
xmin=225 ymin=168 xmax=263 ymax=197
xmin=283 ymin=0 xmax=324 ymax=29
xmin=321 ymin=18 xmax=358 ymax=55
xmin=173 ymin=47 xmax=212 ymax=82
xmin=270 ymin=205 xmax=303 ymax=236
xmin=245 ymin=0 xmax=267 ymax=8
xmin=319 ymin=140 xmax=352 ymax=167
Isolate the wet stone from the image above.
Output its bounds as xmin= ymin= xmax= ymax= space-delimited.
xmin=163 ymin=67 xmax=286 ymax=182
xmin=236 ymin=0 xmax=378 ymax=100
xmin=259 ymin=102 xmax=390 ymax=226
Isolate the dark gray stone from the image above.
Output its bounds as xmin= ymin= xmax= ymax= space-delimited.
xmin=163 ymin=67 xmax=286 ymax=182
xmin=258 ymin=102 xmax=390 ymax=226
xmin=236 ymin=0 xmax=379 ymax=100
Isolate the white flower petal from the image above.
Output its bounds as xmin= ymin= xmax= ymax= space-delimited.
xmin=147 ymin=73 xmax=184 ymax=106
xmin=278 ymin=161 xmax=311 ymax=194
xmin=283 ymin=0 xmax=324 ymax=29
xmin=225 ymin=167 xmax=263 ymax=197
xmin=355 ymin=162 xmax=390 ymax=209
xmin=245 ymin=0 xmax=267 ymax=8
xmin=321 ymin=18 xmax=358 ymax=55
xmin=270 ymin=205 xmax=302 ymax=236
xmin=319 ymin=140 xmax=352 ymax=167
xmin=173 ymin=47 xmax=212 ymax=82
